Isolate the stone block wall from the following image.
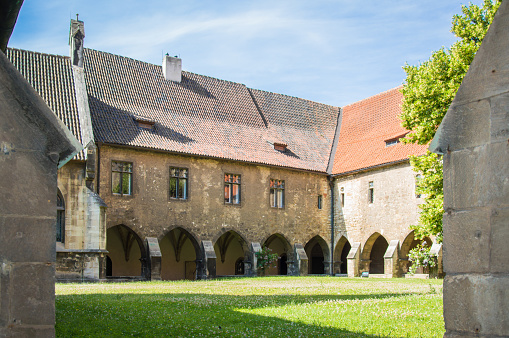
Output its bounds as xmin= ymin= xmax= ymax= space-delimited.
xmin=430 ymin=1 xmax=509 ymax=335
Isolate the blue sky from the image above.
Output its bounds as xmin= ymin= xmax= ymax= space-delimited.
xmin=8 ymin=0 xmax=478 ymax=107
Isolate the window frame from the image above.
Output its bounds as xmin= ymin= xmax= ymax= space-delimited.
xmin=224 ymin=173 xmax=241 ymax=205
xmin=56 ymin=190 xmax=65 ymax=243
xmin=169 ymin=166 xmax=189 ymax=201
xmin=111 ymin=160 xmax=133 ymax=196
xmin=368 ymin=181 xmax=374 ymax=204
xmin=270 ymin=179 xmax=285 ymax=209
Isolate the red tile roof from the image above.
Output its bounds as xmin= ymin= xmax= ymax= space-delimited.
xmin=331 ymin=87 xmax=427 ymax=175
xmin=84 ymin=49 xmax=340 ymax=172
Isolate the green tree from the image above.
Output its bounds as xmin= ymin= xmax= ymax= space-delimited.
xmin=401 ymin=0 xmax=501 ymax=272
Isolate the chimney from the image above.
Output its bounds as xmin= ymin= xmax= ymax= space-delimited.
xmin=162 ymin=54 xmax=182 ymax=82
xmin=69 ymin=15 xmax=85 ymax=67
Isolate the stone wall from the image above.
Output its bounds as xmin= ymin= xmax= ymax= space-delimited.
xmin=56 ymin=161 xmax=107 ymax=281
xmin=430 ymin=1 xmax=509 ymax=336
xmin=97 ymin=144 xmax=331 ymax=278
xmin=332 ymin=162 xmax=427 ymax=276
xmin=0 ymin=50 xmax=81 ymax=337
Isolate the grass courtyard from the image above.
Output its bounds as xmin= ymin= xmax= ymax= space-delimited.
xmin=56 ymin=276 xmax=444 ymax=337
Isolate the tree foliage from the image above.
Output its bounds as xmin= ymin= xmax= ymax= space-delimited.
xmin=400 ymin=1 xmax=500 ymax=263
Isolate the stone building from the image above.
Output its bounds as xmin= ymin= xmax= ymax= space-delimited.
xmin=6 ymin=18 xmax=442 ymax=281
xmin=329 ymin=87 xmax=439 ymax=277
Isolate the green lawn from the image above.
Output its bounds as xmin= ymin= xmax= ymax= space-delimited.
xmin=56 ymin=277 xmax=444 ymax=337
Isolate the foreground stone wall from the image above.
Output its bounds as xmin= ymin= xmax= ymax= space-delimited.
xmin=0 ymin=50 xmax=81 ymax=337
xmin=430 ymin=1 xmax=509 ymax=336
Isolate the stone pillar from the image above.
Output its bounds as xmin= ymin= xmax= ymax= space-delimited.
xmin=383 ymin=240 xmax=400 ymax=277
xmin=248 ymin=242 xmax=261 ymax=276
xmin=199 ymin=240 xmax=216 ymax=279
xmin=292 ymin=243 xmax=308 ymax=276
xmin=347 ymin=242 xmax=361 ymax=277
xmin=429 ymin=2 xmax=509 ymax=335
xmin=145 ymin=238 xmax=162 ymax=281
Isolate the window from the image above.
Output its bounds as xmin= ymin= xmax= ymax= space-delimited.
xmin=340 ymin=187 xmax=345 ymax=207
xmin=385 ymin=139 xmax=399 ymax=147
xmin=224 ymin=174 xmax=241 ymax=204
xmin=270 ymin=179 xmax=285 ymax=208
xmin=170 ymin=167 xmax=188 ymax=200
xmin=56 ymin=191 xmax=65 ymax=242
xmin=317 ymin=195 xmax=323 ymax=209
xmin=368 ymin=181 xmax=374 ymax=204
xmin=112 ymin=161 xmax=133 ymax=196
xmin=415 ymin=174 xmax=422 ymax=198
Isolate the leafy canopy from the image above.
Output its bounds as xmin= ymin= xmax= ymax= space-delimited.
xmin=400 ymin=0 xmax=500 ymax=248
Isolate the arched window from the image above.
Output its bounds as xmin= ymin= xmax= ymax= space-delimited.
xmin=56 ymin=191 xmax=65 ymax=242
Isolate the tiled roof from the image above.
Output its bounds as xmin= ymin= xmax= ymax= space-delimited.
xmin=331 ymin=87 xmax=427 ymax=175
xmin=6 ymin=48 xmax=85 ymax=160
xmin=84 ymin=49 xmax=339 ymax=172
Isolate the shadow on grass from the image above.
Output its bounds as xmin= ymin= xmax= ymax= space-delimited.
xmin=56 ymin=292 xmax=411 ymax=337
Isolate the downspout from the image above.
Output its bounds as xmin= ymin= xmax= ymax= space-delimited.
xmin=96 ymin=142 xmax=101 ymax=194
xmin=326 ymin=107 xmax=342 ymax=276
xmin=329 ymin=176 xmax=334 ymax=276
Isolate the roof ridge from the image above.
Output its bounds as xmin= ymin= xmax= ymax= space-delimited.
xmin=248 ymin=86 xmax=340 ymax=109
xmin=342 ymin=85 xmax=403 ymax=109
xmin=84 ymin=47 xmax=253 ymax=88
xmin=7 ymin=47 xmax=70 ymax=60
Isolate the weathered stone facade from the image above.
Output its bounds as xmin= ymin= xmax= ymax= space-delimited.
xmin=332 ymin=162 xmax=428 ymax=277
xmin=98 ymin=144 xmax=331 ymax=279
xmin=0 ymin=49 xmax=81 ymax=336
xmin=56 ymin=161 xmax=107 ymax=281
xmin=430 ymin=1 xmax=509 ymax=336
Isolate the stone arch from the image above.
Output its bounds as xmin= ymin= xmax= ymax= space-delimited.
xmin=400 ymin=231 xmax=432 ymax=274
xmin=213 ymin=230 xmax=249 ymax=276
xmin=362 ymin=232 xmax=389 ymax=274
xmin=106 ymin=224 xmax=147 ymax=278
xmin=159 ymin=226 xmax=201 ymax=280
xmin=262 ymin=233 xmax=292 ymax=275
xmin=304 ymin=235 xmax=330 ymax=274
xmin=334 ymin=236 xmax=351 ymax=274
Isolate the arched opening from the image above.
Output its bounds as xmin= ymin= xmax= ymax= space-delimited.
xmin=214 ymin=230 xmax=248 ymax=276
xmin=304 ymin=236 xmax=330 ymax=275
xmin=56 ymin=190 xmax=65 ymax=243
xmin=235 ymin=258 xmax=244 ymax=275
xmin=400 ymin=231 xmax=432 ymax=274
xmin=106 ymin=225 xmax=146 ymax=277
xmin=334 ymin=236 xmax=351 ymax=274
xmin=279 ymin=253 xmax=288 ymax=275
xmin=369 ymin=236 xmax=388 ymax=274
xmin=160 ymin=227 xmax=200 ymax=280
xmin=106 ymin=256 xmax=112 ymax=277
xmin=263 ymin=234 xmax=292 ymax=275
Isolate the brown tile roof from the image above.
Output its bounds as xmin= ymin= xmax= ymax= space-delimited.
xmin=331 ymin=87 xmax=427 ymax=175
xmin=84 ymin=49 xmax=340 ymax=172
xmin=6 ymin=48 xmax=85 ymax=160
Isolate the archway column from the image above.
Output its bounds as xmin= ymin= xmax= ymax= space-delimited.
xmin=199 ymin=240 xmax=216 ymax=279
xmin=291 ymin=243 xmax=308 ymax=276
xmin=145 ymin=237 xmax=162 ymax=281
xmin=347 ymin=242 xmax=361 ymax=277
xmin=247 ymin=242 xmax=261 ymax=276
xmin=383 ymin=240 xmax=400 ymax=278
